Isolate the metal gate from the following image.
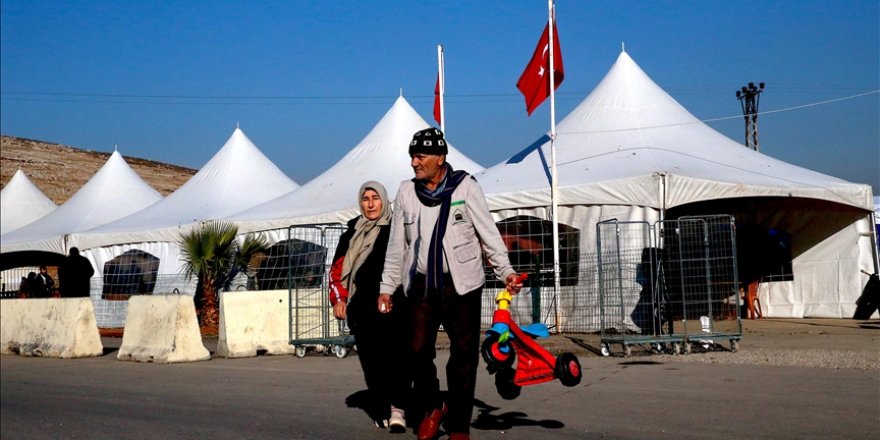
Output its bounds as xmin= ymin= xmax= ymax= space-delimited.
xmin=597 ymin=215 xmax=742 ymax=356
xmin=286 ymin=224 xmax=354 ymax=358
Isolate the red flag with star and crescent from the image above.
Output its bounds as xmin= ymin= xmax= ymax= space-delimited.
xmin=434 ymin=74 xmax=442 ymax=125
xmin=516 ymin=22 xmax=564 ymax=116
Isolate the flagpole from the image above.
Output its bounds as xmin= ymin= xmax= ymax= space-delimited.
xmin=547 ymin=0 xmax=561 ymax=331
xmin=437 ymin=44 xmax=445 ymax=133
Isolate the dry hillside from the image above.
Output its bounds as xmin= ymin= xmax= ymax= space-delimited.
xmin=0 ymin=135 xmax=196 ymax=204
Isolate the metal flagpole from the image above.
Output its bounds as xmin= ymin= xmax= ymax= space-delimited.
xmin=437 ymin=44 xmax=445 ymax=133
xmin=547 ymin=0 xmax=561 ymax=331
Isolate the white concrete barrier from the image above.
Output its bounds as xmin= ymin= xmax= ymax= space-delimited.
xmin=217 ymin=289 xmax=295 ymax=358
xmin=0 ymin=298 xmax=103 ymax=358
xmin=117 ymin=295 xmax=210 ymax=363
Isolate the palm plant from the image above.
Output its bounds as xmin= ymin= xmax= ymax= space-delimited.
xmin=179 ymin=221 xmax=269 ymax=331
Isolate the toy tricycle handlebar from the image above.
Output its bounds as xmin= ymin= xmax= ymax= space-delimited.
xmin=495 ymin=273 xmax=528 ymax=310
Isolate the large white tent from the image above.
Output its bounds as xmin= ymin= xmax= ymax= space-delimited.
xmin=58 ymin=128 xmax=298 ymax=327
xmin=68 ymin=128 xmax=299 ymax=276
xmin=228 ymin=96 xmax=484 ymax=238
xmin=1 ymin=151 xmax=163 ymax=255
xmin=0 ymin=170 xmax=57 ymax=235
xmin=478 ymin=51 xmax=876 ymax=320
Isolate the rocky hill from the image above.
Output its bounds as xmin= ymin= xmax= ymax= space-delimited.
xmin=0 ymin=135 xmax=196 ymax=204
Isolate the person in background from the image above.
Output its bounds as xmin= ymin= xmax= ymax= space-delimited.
xmin=18 ymin=272 xmax=37 ymax=298
xmin=35 ymin=265 xmax=55 ymax=298
xmin=329 ymin=181 xmax=409 ymax=433
xmin=58 ymin=247 xmax=95 ymax=298
xmin=378 ymin=128 xmax=523 ymax=440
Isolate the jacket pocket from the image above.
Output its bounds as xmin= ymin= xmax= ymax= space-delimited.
xmin=452 ymin=241 xmax=478 ymax=264
xmin=403 ymin=213 xmax=417 ymax=239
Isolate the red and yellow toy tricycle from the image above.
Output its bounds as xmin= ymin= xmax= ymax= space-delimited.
xmin=481 ymin=274 xmax=582 ymax=399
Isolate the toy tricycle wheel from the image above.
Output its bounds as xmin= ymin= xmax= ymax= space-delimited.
xmin=494 ymin=366 xmax=522 ymax=400
xmin=555 ymin=352 xmax=582 ymax=387
xmin=481 ymin=334 xmax=515 ymax=372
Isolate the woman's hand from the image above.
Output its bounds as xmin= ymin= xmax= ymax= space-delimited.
xmin=332 ymin=302 xmax=347 ymax=320
xmin=377 ymin=293 xmax=393 ymax=313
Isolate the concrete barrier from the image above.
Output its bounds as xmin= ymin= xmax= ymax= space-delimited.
xmin=217 ymin=290 xmax=295 ymax=358
xmin=0 ymin=298 xmax=103 ymax=358
xmin=117 ymin=295 xmax=210 ymax=363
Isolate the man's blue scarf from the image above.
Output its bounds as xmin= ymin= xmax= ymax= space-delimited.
xmin=414 ymin=162 xmax=470 ymax=293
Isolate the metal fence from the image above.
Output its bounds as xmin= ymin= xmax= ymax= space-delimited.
xmin=596 ymin=215 xmax=741 ymax=356
xmin=1 ymin=215 xmax=742 ymax=338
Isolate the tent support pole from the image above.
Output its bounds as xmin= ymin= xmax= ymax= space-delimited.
xmin=869 ymin=213 xmax=880 ymax=274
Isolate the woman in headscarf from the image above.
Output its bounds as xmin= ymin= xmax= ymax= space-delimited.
xmin=329 ymin=181 xmax=409 ymax=432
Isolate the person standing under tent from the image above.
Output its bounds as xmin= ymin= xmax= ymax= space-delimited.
xmin=35 ymin=265 xmax=55 ymax=298
xmin=59 ymin=247 xmax=95 ymax=298
xmin=329 ymin=181 xmax=410 ymax=432
xmin=378 ymin=127 xmax=523 ymax=440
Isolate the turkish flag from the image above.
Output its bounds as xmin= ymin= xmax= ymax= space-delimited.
xmin=433 ymin=74 xmax=442 ymax=125
xmin=516 ymin=23 xmax=564 ymax=116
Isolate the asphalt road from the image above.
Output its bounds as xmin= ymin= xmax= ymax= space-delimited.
xmin=2 ymin=342 xmax=878 ymax=440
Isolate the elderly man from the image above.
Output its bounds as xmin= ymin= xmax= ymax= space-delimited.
xmin=378 ymin=127 xmax=522 ymax=440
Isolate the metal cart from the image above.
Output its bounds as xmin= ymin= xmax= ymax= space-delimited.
xmin=597 ymin=215 xmax=742 ymax=356
xmin=286 ymin=224 xmax=355 ymax=358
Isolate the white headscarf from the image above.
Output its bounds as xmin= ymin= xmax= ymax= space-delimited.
xmin=340 ymin=181 xmax=391 ymax=298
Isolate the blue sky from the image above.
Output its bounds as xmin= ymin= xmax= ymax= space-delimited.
xmin=2 ymin=0 xmax=878 ymax=194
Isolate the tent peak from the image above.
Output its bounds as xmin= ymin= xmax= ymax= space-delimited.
xmin=621 ymin=42 xmax=626 ymax=53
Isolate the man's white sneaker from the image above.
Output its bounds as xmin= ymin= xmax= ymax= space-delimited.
xmin=389 ymin=407 xmax=406 ymax=433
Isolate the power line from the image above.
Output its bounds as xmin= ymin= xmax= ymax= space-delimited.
xmin=1 ymin=89 xmax=876 ymax=118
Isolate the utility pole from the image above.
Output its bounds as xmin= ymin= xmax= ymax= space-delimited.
xmin=736 ymin=82 xmax=765 ymax=151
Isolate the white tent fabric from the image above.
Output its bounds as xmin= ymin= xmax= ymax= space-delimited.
xmin=0 ymin=170 xmax=57 ymax=235
xmin=70 ymin=128 xmax=299 ymax=250
xmin=62 ymin=128 xmax=298 ymax=328
xmin=874 ymin=196 xmax=880 ymax=225
xmin=1 ymin=151 xmax=163 ymax=255
xmin=478 ymin=51 xmax=874 ymax=321
xmin=479 ymin=51 xmax=871 ymax=212
xmin=229 ymin=96 xmax=484 ymax=235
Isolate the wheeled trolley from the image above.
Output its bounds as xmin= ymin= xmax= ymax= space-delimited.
xmin=286 ymin=224 xmax=355 ymax=358
xmin=597 ymin=215 xmax=742 ymax=356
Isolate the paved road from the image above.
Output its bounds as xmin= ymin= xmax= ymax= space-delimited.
xmin=2 ymin=341 xmax=878 ymax=440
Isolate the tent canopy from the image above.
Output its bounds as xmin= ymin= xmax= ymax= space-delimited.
xmin=0 ymin=170 xmax=57 ymax=235
xmin=1 ymin=151 xmax=163 ymax=254
xmin=478 ymin=51 xmax=872 ymax=213
xmin=229 ymin=96 xmax=484 ymax=232
xmin=70 ymin=128 xmax=299 ymax=249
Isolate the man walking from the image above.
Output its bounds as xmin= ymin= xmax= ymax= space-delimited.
xmin=378 ymin=128 xmax=523 ymax=440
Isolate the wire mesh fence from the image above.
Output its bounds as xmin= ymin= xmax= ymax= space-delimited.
xmin=2 ymin=215 xmax=741 ymax=337
xmin=596 ymin=215 xmax=741 ymax=356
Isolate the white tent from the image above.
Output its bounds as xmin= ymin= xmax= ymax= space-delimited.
xmin=1 ymin=151 xmax=163 ymax=255
xmin=70 ymin=128 xmax=299 ymax=251
xmin=0 ymin=170 xmax=57 ymax=235
xmin=60 ymin=128 xmax=298 ymax=327
xmin=478 ymin=51 xmax=875 ymax=320
xmin=228 ymin=96 xmax=484 ymax=237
